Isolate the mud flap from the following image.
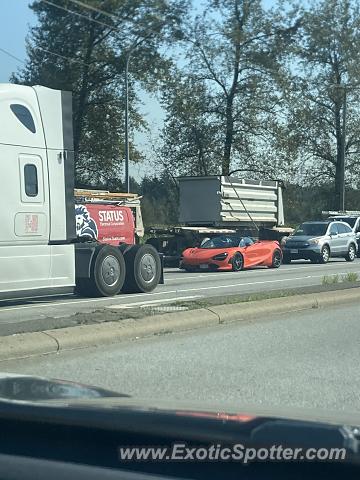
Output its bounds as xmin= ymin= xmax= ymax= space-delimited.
xmin=159 ymin=253 xmax=165 ymax=284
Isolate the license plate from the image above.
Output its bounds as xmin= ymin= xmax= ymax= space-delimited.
xmin=290 ymin=249 xmax=298 ymax=254
xmin=200 ymin=264 xmax=208 ymax=269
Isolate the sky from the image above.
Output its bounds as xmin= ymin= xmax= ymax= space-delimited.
xmin=0 ymin=0 xmax=277 ymax=179
xmin=0 ymin=0 xmax=278 ymax=82
xmin=0 ymin=0 xmax=164 ymax=179
xmin=0 ymin=0 xmax=36 ymax=83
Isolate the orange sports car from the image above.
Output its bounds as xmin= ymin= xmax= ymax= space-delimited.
xmin=180 ymin=235 xmax=282 ymax=272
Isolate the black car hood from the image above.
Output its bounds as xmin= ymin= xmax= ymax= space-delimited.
xmin=0 ymin=372 xmax=129 ymax=402
xmin=0 ymin=373 xmax=360 ymax=429
xmin=1 ymin=373 xmax=360 ymax=461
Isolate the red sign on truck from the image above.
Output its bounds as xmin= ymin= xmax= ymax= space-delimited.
xmin=75 ymin=203 xmax=135 ymax=245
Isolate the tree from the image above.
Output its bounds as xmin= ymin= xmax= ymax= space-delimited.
xmin=140 ymin=174 xmax=179 ymax=225
xmin=13 ymin=0 xmax=188 ymax=187
xmin=282 ymin=0 xmax=360 ymax=209
xmin=157 ymin=74 xmax=223 ymax=176
xmin=157 ymin=0 xmax=300 ymax=177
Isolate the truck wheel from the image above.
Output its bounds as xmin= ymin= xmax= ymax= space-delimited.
xmin=122 ymin=244 xmax=161 ymax=293
xmin=231 ymin=252 xmax=244 ymax=271
xmin=269 ymin=249 xmax=282 ymax=268
xmin=118 ymin=243 xmax=132 ymax=255
xmin=86 ymin=245 xmax=126 ymax=297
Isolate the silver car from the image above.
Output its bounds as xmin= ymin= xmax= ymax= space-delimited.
xmin=328 ymin=215 xmax=360 ymax=257
xmin=282 ymin=220 xmax=357 ymax=264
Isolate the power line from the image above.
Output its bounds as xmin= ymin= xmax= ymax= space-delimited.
xmin=2 ymin=2 xmax=162 ymax=71
xmin=0 ymin=45 xmax=89 ymax=67
xmin=36 ymin=46 xmax=90 ymax=65
xmin=0 ymin=47 xmax=26 ymax=65
xmin=67 ymin=0 xmax=166 ymax=34
xmin=67 ymin=0 xmax=121 ymax=22
xmin=41 ymin=0 xmax=113 ymax=29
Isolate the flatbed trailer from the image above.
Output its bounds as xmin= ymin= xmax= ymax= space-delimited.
xmin=147 ymin=176 xmax=293 ymax=266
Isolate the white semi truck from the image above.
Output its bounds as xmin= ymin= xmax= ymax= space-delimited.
xmin=0 ymin=84 xmax=162 ymax=300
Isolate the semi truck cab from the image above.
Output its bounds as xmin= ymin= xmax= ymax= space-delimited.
xmin=0 ymin=84 xmax=161 ymax=299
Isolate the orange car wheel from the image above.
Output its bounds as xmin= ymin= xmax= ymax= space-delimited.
xmin=269 ymin=249 xmax=282 ymax=268
xmin=231 ymin=252 xmax=244 ymax=272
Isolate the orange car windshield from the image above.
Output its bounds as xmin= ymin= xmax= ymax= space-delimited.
xmin=200 ymin=236 xmax=253 ymax=249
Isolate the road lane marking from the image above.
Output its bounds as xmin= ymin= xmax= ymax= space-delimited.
xmin=1 ymin=270 xmax=359 ymax=313
xmin=166 ymin=263 xmax=360 ymax=281
xmin=109 ymin=295 xmax=202 ymax=309
xmin=165 ymin=275 xmax=327 ymax=294
xmin=169 ymin=274 xmax=341 ymax=293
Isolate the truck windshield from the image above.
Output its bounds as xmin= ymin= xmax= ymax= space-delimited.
xmin=293 ymin=223 xmax=328 ymax=236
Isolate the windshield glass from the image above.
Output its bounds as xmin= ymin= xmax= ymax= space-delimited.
xmin=200 ymin=236 xmax=241 ymax=249
xmin=293 ymin=223 xmax=328 ymax=237
xmin=330 ymin=217 xmax=356 ymax=228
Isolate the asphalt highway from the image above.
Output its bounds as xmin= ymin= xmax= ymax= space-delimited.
xmin=2 ymin=300 xmax=360 ymax=415
xmin=0 ymin=258 xmax=360 ymax=326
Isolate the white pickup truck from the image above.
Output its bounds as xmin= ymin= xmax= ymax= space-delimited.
xmin=0 ymin=84 xmax=162 ymax=300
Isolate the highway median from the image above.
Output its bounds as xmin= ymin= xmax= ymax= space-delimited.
xmin=1 ymin=284 xmax=360 ymax=362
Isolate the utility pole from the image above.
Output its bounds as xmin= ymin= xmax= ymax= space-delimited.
xmin=124 ymin=54 xmax=130 ymax=194
xmin=339 ymin=87 xmax=347 ymax=211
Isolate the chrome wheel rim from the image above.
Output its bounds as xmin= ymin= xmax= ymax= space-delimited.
xmin=349 ymin=245 xmax=356 ymax=260
xmin=322 ymin=248 xmax=329 ymax=262
xmin=139 ymin=253 xmax=156 ymax=283
xmin=233 ymin=255 xmax=243 ymax=270
xmin=101 ymin=255 xmax=120 ymax=287
xmin=274 ymin=252 xmax=282 ymax=267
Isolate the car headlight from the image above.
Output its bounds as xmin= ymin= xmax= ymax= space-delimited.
xmin=212 ymin=252 xmax=228 ymax=261
xmin=308 ymin=238 xmax=321 ymax=245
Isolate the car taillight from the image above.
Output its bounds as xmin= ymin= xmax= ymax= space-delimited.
xmin=212 ymin=252 xmax=228 ymax=261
